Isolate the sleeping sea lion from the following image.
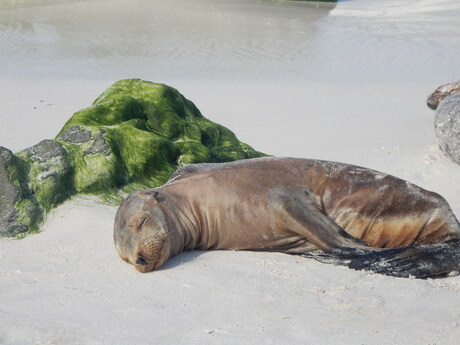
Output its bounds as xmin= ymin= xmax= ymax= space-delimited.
xmin=113 ymin=157 xmax=460 ymax=278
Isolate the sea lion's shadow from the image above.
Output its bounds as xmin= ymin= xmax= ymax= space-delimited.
xmin=160 ymin=250 xmax=208 ymax=270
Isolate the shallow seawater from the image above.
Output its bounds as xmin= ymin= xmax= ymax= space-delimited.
xmin=313 ymin=0 xmax=460 ymax=84
xmin=0 ymin=0 xmax=336 ymax=80
xmin=1 ymin=0 xmax=458 ymax=83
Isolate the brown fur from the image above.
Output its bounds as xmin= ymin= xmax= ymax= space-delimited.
xmin=113 ymin=157 xmax=460 ymax=274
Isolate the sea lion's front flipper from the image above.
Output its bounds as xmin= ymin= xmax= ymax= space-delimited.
xmin=268 ymin=187 xmax=369 ymax=252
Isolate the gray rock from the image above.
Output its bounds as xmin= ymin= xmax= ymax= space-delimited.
xmin=0 ymin=140 xmax=69 ymax=236
xmin=26 ymin=139 xmax=68 ymax=180
xmin=25 ymin=139 xmax=71 ymax=206
xmin=434 ymin=93 xmax=460 ymax=165
xmin=427 ymin=81 xmax=460 ymax=110
xmin=28 ymin=139 xmax=67 ymax=163
xmin=0 ymin=147 xmax=27 ymax=236
xmin=87 ymin=130 xmax=111 ymax=156
xmin=59 ymin=125 xmax=92 ymax=143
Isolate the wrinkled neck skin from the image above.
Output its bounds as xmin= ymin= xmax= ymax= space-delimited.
xmin=158 ymin=190 xmax=202 ymax=261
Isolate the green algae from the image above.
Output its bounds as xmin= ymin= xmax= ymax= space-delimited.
xmin=57 ymin=79 xmax=264 ymax=193
xmin=1 ymin=79 xmax=265 ymax=237
xmin=5 ymin=154 xmax=42 ymax=234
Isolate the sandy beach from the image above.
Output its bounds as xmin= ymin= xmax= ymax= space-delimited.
xmin=1 ymin=0 xmax=460 ymax=344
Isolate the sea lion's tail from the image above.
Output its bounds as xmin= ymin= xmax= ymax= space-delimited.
xmin=300 ymin=239 xmax=460 ymax=278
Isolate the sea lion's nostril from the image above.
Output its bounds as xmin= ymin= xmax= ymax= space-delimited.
xmin=136 ymin=256 xmax=148 ymax=266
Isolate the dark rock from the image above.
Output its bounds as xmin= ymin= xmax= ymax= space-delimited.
xmin=59 ymin=125 xmax=92 ymax=143
xmin=87 ymin=130 xmax=111 ymax=156
xmin=427 ymin=82 xmax=460 ymax=110
xmin=28 ymin=139 xmax=67 ymax=163
xmin=21 ymin=139 xmax=71 ymax=208
xmin=0 ymin=147 xmax=27 ymax=236
xmin=434 ymin=93 xmax=460 ymax=165
xmin=26 ymin=139 xmax=68 ymax=181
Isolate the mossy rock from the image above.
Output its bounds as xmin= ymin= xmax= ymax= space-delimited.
xmin=0 ymin=79 xmax=266 ymax=237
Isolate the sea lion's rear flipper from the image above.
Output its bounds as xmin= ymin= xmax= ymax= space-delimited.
xmin=302 ymin=239 xmax=460 ymax=278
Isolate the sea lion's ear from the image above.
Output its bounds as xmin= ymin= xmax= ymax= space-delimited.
xmin=150 ymin=191 xmax=159 ymax=199
xmin=149 ymin=190 xmax=165 ymax=202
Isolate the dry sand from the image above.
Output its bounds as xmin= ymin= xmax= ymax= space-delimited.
xmin=1 ymin=0 xmax=460 ymax=344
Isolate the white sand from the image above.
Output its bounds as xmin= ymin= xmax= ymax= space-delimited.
xmin=1 ymin=0 xmax=460 ymax=344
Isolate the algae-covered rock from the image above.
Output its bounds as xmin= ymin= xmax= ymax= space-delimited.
xmin=0 ymin=147 xmax=28 ymax=236
xmin=0 ymin=79 xmax=265 ymax=237
xmin=56 ymin=78 xmax=264 ymax=194
xmin=2 ymin=139 xmax=73 ymax=235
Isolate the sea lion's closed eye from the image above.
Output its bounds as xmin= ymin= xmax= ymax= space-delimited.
xmin=138 ymin=217 xmax=148 ymax=230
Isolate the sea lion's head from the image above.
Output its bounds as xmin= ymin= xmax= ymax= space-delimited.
xmin=113 ymin=189 xmax=172 ymax=272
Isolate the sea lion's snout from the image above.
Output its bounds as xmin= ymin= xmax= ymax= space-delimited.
xmin=133 ymin=254 xmax=157 ymax=273
xmin=136 ymin=256 xmax=148 ymax=266
xmin=133 ymin=256 xmax=156 ymax=273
